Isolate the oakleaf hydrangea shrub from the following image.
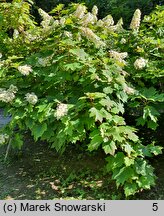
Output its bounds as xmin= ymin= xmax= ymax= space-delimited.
xmin=0 ymin=0 xmax=163 ymax=197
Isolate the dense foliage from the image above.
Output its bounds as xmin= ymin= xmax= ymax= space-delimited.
xmin=0 ymin=0 xmax=164 ymax=197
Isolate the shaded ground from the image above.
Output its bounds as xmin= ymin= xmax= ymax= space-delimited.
xmin=0 ymin=137 xmax=164 ymax=200
xmin=0 ymin=140 xmax=120 ymax=200
xmin=0 ymin=110 xmax=164 ymax=200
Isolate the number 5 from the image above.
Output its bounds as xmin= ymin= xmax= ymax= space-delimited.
xmin=152 ymin=203 xmax=158 ymax=211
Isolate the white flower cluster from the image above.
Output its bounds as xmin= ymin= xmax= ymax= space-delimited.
xmin=64 ymin=31 xmax=72 ymax=38
xmin=134 ymin=57 xmax=148 ymax=70
xmin=0 ymin=53 xmax=4 ymax=68
xmin=60 ymin=17 xmax=66 ymax=26
xmin=55 ymin=103 xmax=68 ymax=120
xmin=130 ymin=9 xmax=141 ymax=31
xmin=0 ymin=134 xmax=9 ymax=145
xmin=102 ymin=15 xmax=114 ymax=27
xmin=92 ymin=5 xmax=98 ymax=16
xmin=80 ymin=27 xmax=105 ymax=47
xmin=51 ymin=20 xmax=60 ymax=30
xmin=0 ymin=85 xmax=18 ymax=103
xmin=96 ymin=14 xmax=121 ymax=31
xmin=97 ymin=20 xmax=104 ymax=27
xmin=13 ymin=29 xmax=19 ymax=39
xmin=26 ymin=34 xmax=37 ymax=42
xmin=8 ymin=84 xmax=18 ymax=93
xmin=25 ymin=93 xmax=38 ymax=105
xmin=74 ymin=5 xmax=97 ymax=26
xmin=0 ymin=90 xmax=15 ymax=103
xmin=38 ymin=8 xmax=54 ymax=28
xmin=120 ymin=38 xmax=126 ymax=44
xmin=18 ymin=65 xmax=32 ymax=76
xmin=107 ymin=18 xmax=123 ymax=32
xmin=25 ymin=32 xmax=41 ymax=42
xmin=124 ymin=85 xmax=135 ymax=95
xmin=109 ymin=50 xmax=128 ymax=65
xmin=38 ymin=55 xmax=53 ymax=67
xmin=74 ymin=5 xmax=86 ymax=19
xmin=81 ymin=12 xmax=97 ymax=26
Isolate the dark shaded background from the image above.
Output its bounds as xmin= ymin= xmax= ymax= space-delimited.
xmin=33 ymin=0 xmax=164 ymax=26
xmin=3 ymin=0 xmax=164 ymax=26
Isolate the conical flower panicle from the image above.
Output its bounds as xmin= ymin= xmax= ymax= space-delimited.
xmin=130 ymin=9 xmax=141 ymax=31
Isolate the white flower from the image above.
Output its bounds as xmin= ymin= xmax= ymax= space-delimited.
xmin=121 ymin=70 xmax=128 ymax=76
xmin=0 ymin=89 xmax=15 ymax=103
xmin=0 ymin=85 xmax=17 ymax=103
xmin=76 ymin=32 xmax=82 ymax=41
xmin=102 ymin=15 xmax=114 ymax=27
xmin=64 ymin=31 xmax=72 ymax=38
xmin=130 ymin=9 xmax=141 ymax=31
xmin=92 ymin=5 xmax=98 ymax=16
xmin=124 ymin=85 xmax=135 ymax=95
xmin=38 ymin=55 xmax=53 ymax=67
xmin=120 ymin=38 xmax=126 ymax=44
xmin=55 ymin=103 xmax=68 ymax=120
xmin=103 ymin=137 xmax=109 ymax=143
xmin=51 ymin=20 xmax=59 ymax=29
xmin=96 ymin=20 xmax=104 ymax=27
xmin=25 ymin=93 xmax=38 ymax=105
xmin=0 ymin=135 xmax=5 ymax=145
xmin=109 ymin=50 xmax=128 ymax=65
xmin=100 ymin=127 xmax=105 ymax=138
xmin=0 ymin=60 xmax=4 ymax=69
xmin=8 ymin=85 xmax=18 ymax=94
xmin=74 ymin=5 xmax=86 ymax=19
xmin=38 ymin=58 xmax=49 ymax=67
xmin=134 ymin=57 xmax=148 ymax=70
xmin=82 ymin=12 xmax=97 ymax=26
xmin=60 ymin=17 xmax=66 ymax=26
xmin=108 ymin=18 xmax=123 ymax=32
xmin=18 ymin=65 xmax=32 ymax=76
xmin=0 ymin=53 xmax=4 ymax=68
xmin=0 ymin=134 xmax=9 ymax=145
xmin=25 ymin=32 xmax=40 ymax=42
xmin=38 ymin=8 xmax=54 ymax=28
xmin=13 ymin=29 xmax=19 ymax=39
xmin=80 ymin=27 xmax=105 ymax=47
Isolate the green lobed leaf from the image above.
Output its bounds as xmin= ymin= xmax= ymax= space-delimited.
xmin=11 ymin=134 xmax=23 ymax=149
xmin=99 ymin=98 xmax=115 ymax=111
xmin=112 ymin=166 xmax=135 ymax=186
xmin=147 ymin=120 xmax=158 ymax=130
xmin=135 ymin=158 xmax=147 ymax=176
xmin=103 ymin=141 xmax=117 ymax=156
xmin=124 ymin=182 xmax=138 ymax=197
xmin=123 ymin=143 xmax=134 ymax=157
xmin=136 ymin=175 xmax=156 ymax=190
xmin=69 ymin=48 xmax=89 ymax=61
xmin=108 ymin=127 xmax=125 ymax=142
xmin=89 ymin=107 xmax=104 ymax=123
xmin=106 ymin=152 xmax=125 ymax=171
xmin=136 ymin=117 xmax=146 ymax=127
xmin=32 ymin=123 xmax=47 ymax=141
xmin=88 ymin=129 xmax=103 ymax=151
xmin=124 ymin=157 xmax=134 ymax=167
